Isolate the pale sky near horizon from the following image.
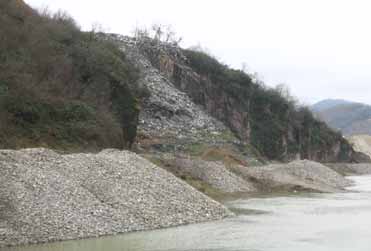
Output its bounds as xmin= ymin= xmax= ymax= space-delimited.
xmin=24 ymin=0 xmax=371 ymax=105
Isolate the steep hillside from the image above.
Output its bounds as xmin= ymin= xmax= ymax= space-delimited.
xmin=0 ymin=0 xmax=140 ymax=151
xmin=99 ymin=34 xmax=263 ymax=168
xmin=312 ymin=100 xmax=371 ymax=136
xmin=118 ymin=36 xmax=359 ymax=162
xmin=0 ymin=1 xmax=363 ymax=163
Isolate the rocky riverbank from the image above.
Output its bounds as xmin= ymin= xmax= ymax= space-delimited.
xmin=326 ymin=163 xmax=371 ymax=176
xmin=230 ymin=160 xmax=354 ymax=193
xmin=0 ymin=148 xmax=230 ymax=248
xmin=1 ymin=148 xmax=371 ymax=248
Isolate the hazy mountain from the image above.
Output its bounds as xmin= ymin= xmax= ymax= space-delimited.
xmin=312 ymin=100 xmax=371 ymax=136
xmin=311 ymin=99 xmax=353 ymax=112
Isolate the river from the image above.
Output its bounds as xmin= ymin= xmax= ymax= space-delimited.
xmin=3 ymin=175 xmax=371 ymax=251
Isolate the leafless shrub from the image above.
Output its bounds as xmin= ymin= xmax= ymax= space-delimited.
xmin=132 ymin=23 xmax=182 ymax=46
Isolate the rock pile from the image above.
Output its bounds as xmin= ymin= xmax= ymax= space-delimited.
xmin=326 ymin=163 xmax=371 ymax=176
xmin=172 ymin=158 xmax=256 ymax=193
xmin=0 ymin=148 xmax=230 ymax=247
xmin=120 ymin=37 xmax=227 ymax=141
xmin=231 ymin=160 xmax=353 ymax=193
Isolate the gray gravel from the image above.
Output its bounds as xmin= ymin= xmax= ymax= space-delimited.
xmin=0 ymin=148 xmax=230 ymax=247
xmin=120 ymin=36 xmax=228 ymax=141
xmin=172 ymin=158 xmax=256 ymax=193
xmin=326 ymin=163 xmax=371 ymax=176
xmin=231 ymin=160 xmax=353 ymax=193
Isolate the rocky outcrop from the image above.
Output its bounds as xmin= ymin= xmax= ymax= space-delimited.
xmin=122 ymin=41 xmax=227 ymax=142
xmin=230 ymin=160 xmax=353 ymax=193
xmin=99 ymin=35 xmax=258 ymax=164
xmin=132 ymin=38 xmax=252 ymax=144
xmin=113 ymin=36 xmax=359 ymax=162
xmin=0 ymin=148 xmax=230 ymax=247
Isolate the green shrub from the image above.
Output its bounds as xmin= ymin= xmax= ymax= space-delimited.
xmin=183 ymin=48 xmax=352 ymax=161
xmin=0 ymin=1 xmax=140 ymax=150
xmin=0 ymin=81 xmax=8 ymax=96
xmin=56 ymin=102 xmax=95 ymax=122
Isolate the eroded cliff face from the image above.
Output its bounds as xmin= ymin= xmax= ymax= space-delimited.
xmin=100 ymin=35 xmax=261 ymax=167
xmin=107 ymin=35 xmax=364 ymax=163
xmin=139 ymin=43 xmax=252 ymax=144
xmin=175 ymin=66 xmax=252 ymax=144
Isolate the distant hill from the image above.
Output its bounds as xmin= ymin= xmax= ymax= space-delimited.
xmin=311 ymin=99 xmax=353 ymax=112
xmin=311 ymin=100 xmax=371 ymax=136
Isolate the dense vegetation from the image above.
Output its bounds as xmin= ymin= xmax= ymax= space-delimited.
xmin=183 ymin=49 xmax=353 ymax=161
xmin=0 ymin=0 xmax=140 ymax=150
xmin=0 ymin=0 xmax=356 ymax=161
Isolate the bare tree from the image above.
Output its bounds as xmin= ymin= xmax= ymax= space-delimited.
xmin=151 ymin=23 xmax=163 ymax=41
xmin=275 ymin=83 xmax=299 ymax=107
xmin=132 ymin=23 xmax=182 ymax=46
xmin=132 ymin=24 xmax=150 ymax=45
xmin=241 ymin=62 xmax=248 ymax=73
xmin=91 ymin=22 xmax=108 ymax=33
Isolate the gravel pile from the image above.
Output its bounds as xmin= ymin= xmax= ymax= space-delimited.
xmin=231 ymin=160 xmax=353 ymax=193
xmin=0 ymin=148 xmax=230 ymax=247
xmin=326 ymin=163 xmax=371 ymax=176
xmin=348 ymin=135 xmax=371 ymax=158
xmin=120 ymin=37 xmax=227 ymax=141
xmin=173 ymin=158 xmax=256 ymax=193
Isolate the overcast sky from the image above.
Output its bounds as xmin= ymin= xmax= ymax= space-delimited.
xmin=25 ymin=0 xmax=371 ymax=105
